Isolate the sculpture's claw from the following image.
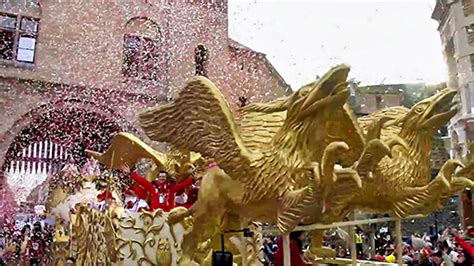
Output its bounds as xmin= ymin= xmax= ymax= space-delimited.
xmin=318 ymin=141 xmax=364 ymax=203
xmin=443 ymin=159 xmax=464 ymax=172
xmin=321 ymin=141 xmax=349 ymax=184
xmin=304 ymin=249 xmax=317 ymax=262
xmin=438 ymin=159 xmax=465 ymax=189
xmin=168 ymin=207 xmax=189 ymax=225
xmin=355 ymin=139 xmax=390 ymax=179
xmin=449 ymin=177 xmax=474 ymax=192
xmin=455 ymin=160 xmax=474 ymax=180
xmin=393 ymin=160 xmax=465 ymax=217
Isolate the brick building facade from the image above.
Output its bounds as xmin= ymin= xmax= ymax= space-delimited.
xmin=349 ymin=83 xmax=405 ymax=116
xmin=0 ymin=0 xmax=291 ymax=213
xmin=432 ymin=0 xmax=474 ymax=227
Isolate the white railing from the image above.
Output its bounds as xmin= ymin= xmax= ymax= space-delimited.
xmin=4 ymin=140 xmax=71 ymax=203
xmin=263 ymin=214 xmax=425 ymax=266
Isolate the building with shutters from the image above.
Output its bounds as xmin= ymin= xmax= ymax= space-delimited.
xmin=0 ymin=0 xmax=291 ymax=214
xmin=432 ymin=0 xmax=474 ymax=227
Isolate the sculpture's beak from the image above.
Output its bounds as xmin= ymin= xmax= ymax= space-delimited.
xmin=298 ymin=65 xmax=350 ymax=119
xmin=421 ymin=89 xmax=458 ymax=130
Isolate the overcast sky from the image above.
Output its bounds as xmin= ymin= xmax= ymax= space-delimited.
xmin=228 ymin=0 xmax=446 ymax=90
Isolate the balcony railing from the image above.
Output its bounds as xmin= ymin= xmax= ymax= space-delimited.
xmin=4 ymin=141 xmax=71 ymax=204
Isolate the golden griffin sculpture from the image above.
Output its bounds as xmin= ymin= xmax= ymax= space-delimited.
xmin=137 ymin=64 xmax=473 ymax=264
xmin=71 ymin=64 xmax=474 ymax=265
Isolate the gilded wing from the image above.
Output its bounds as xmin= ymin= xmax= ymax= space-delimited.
xmin=238 ymin=110 xmax=287 ymax=152
xmin=85 ymin=132 xmax=167 ymax=170
xmin=139 ymin=77 xmax=256 ymax=184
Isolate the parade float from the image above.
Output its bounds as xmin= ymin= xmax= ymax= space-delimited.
xmin=45 ymin=135 xmax=264 ymax=265
xmin=45 ymin=65 xmax=474 ymax=265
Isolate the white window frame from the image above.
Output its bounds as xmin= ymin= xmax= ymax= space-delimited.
xmin=0 ymin=12 xmax=39 ymax=67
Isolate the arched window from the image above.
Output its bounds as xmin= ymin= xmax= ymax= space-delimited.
xmin=123 ymin=17 xmax=162 ymax=80
xmin=0 ymin=13 xmax=40 ymax=64
xmin=0 ymin=0 xmax=40 ymax=65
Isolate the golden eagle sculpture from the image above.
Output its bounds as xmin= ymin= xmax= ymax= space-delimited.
xmin=58 ymin=64 xmax=474 ymax=265
xmin=138 ymin=65 xmax=404 ymax=264
xmin=240 ymin=81 xmax=474 ymax=259
xmin=349 ymin=89 xmax=472 ymax=216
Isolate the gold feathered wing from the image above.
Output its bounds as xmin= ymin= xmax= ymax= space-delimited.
xmin=85 ymin=132 xmax=167 ymax=171
xmin=139 ymin=77 xmax=256 ymax=186
xmin=140 ymin=77 xmax=315 ymax=233
xmin=238 ymin=110 xmax=287 ymax=152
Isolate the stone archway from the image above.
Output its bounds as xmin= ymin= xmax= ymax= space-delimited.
xmin=0 ymin=105 xmax=124 ymax=216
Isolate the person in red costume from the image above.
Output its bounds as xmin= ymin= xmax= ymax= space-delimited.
xmin=96 ymin=191 xmax=116 ymax=212
xmin=153 ymin=171 xmax=176 ymax=210
xmin=127 ymin=180 xmax=149 ymax=210
xmin=274 ymin=231 xmax=312 ymax=266
xmin=168 ymin=171 xmax=202 ymax=209
xmin=122 ymin=163 xmax=202 ymax=211
xmin=452 ymin=227 xmax=474 ymax=263
xmin=27 ymin=231 xmax=45 ymax=266
xmin=121 ymin=165 xmax=175 ymax=211
xmin=123 ymin=188 xmax=149 ymax=212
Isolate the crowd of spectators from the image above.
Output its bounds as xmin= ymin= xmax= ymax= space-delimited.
xmin=261 ymin=226 xmax=474 ymax=266
xmin=0 ymin=217 xmax=53 ymax=265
